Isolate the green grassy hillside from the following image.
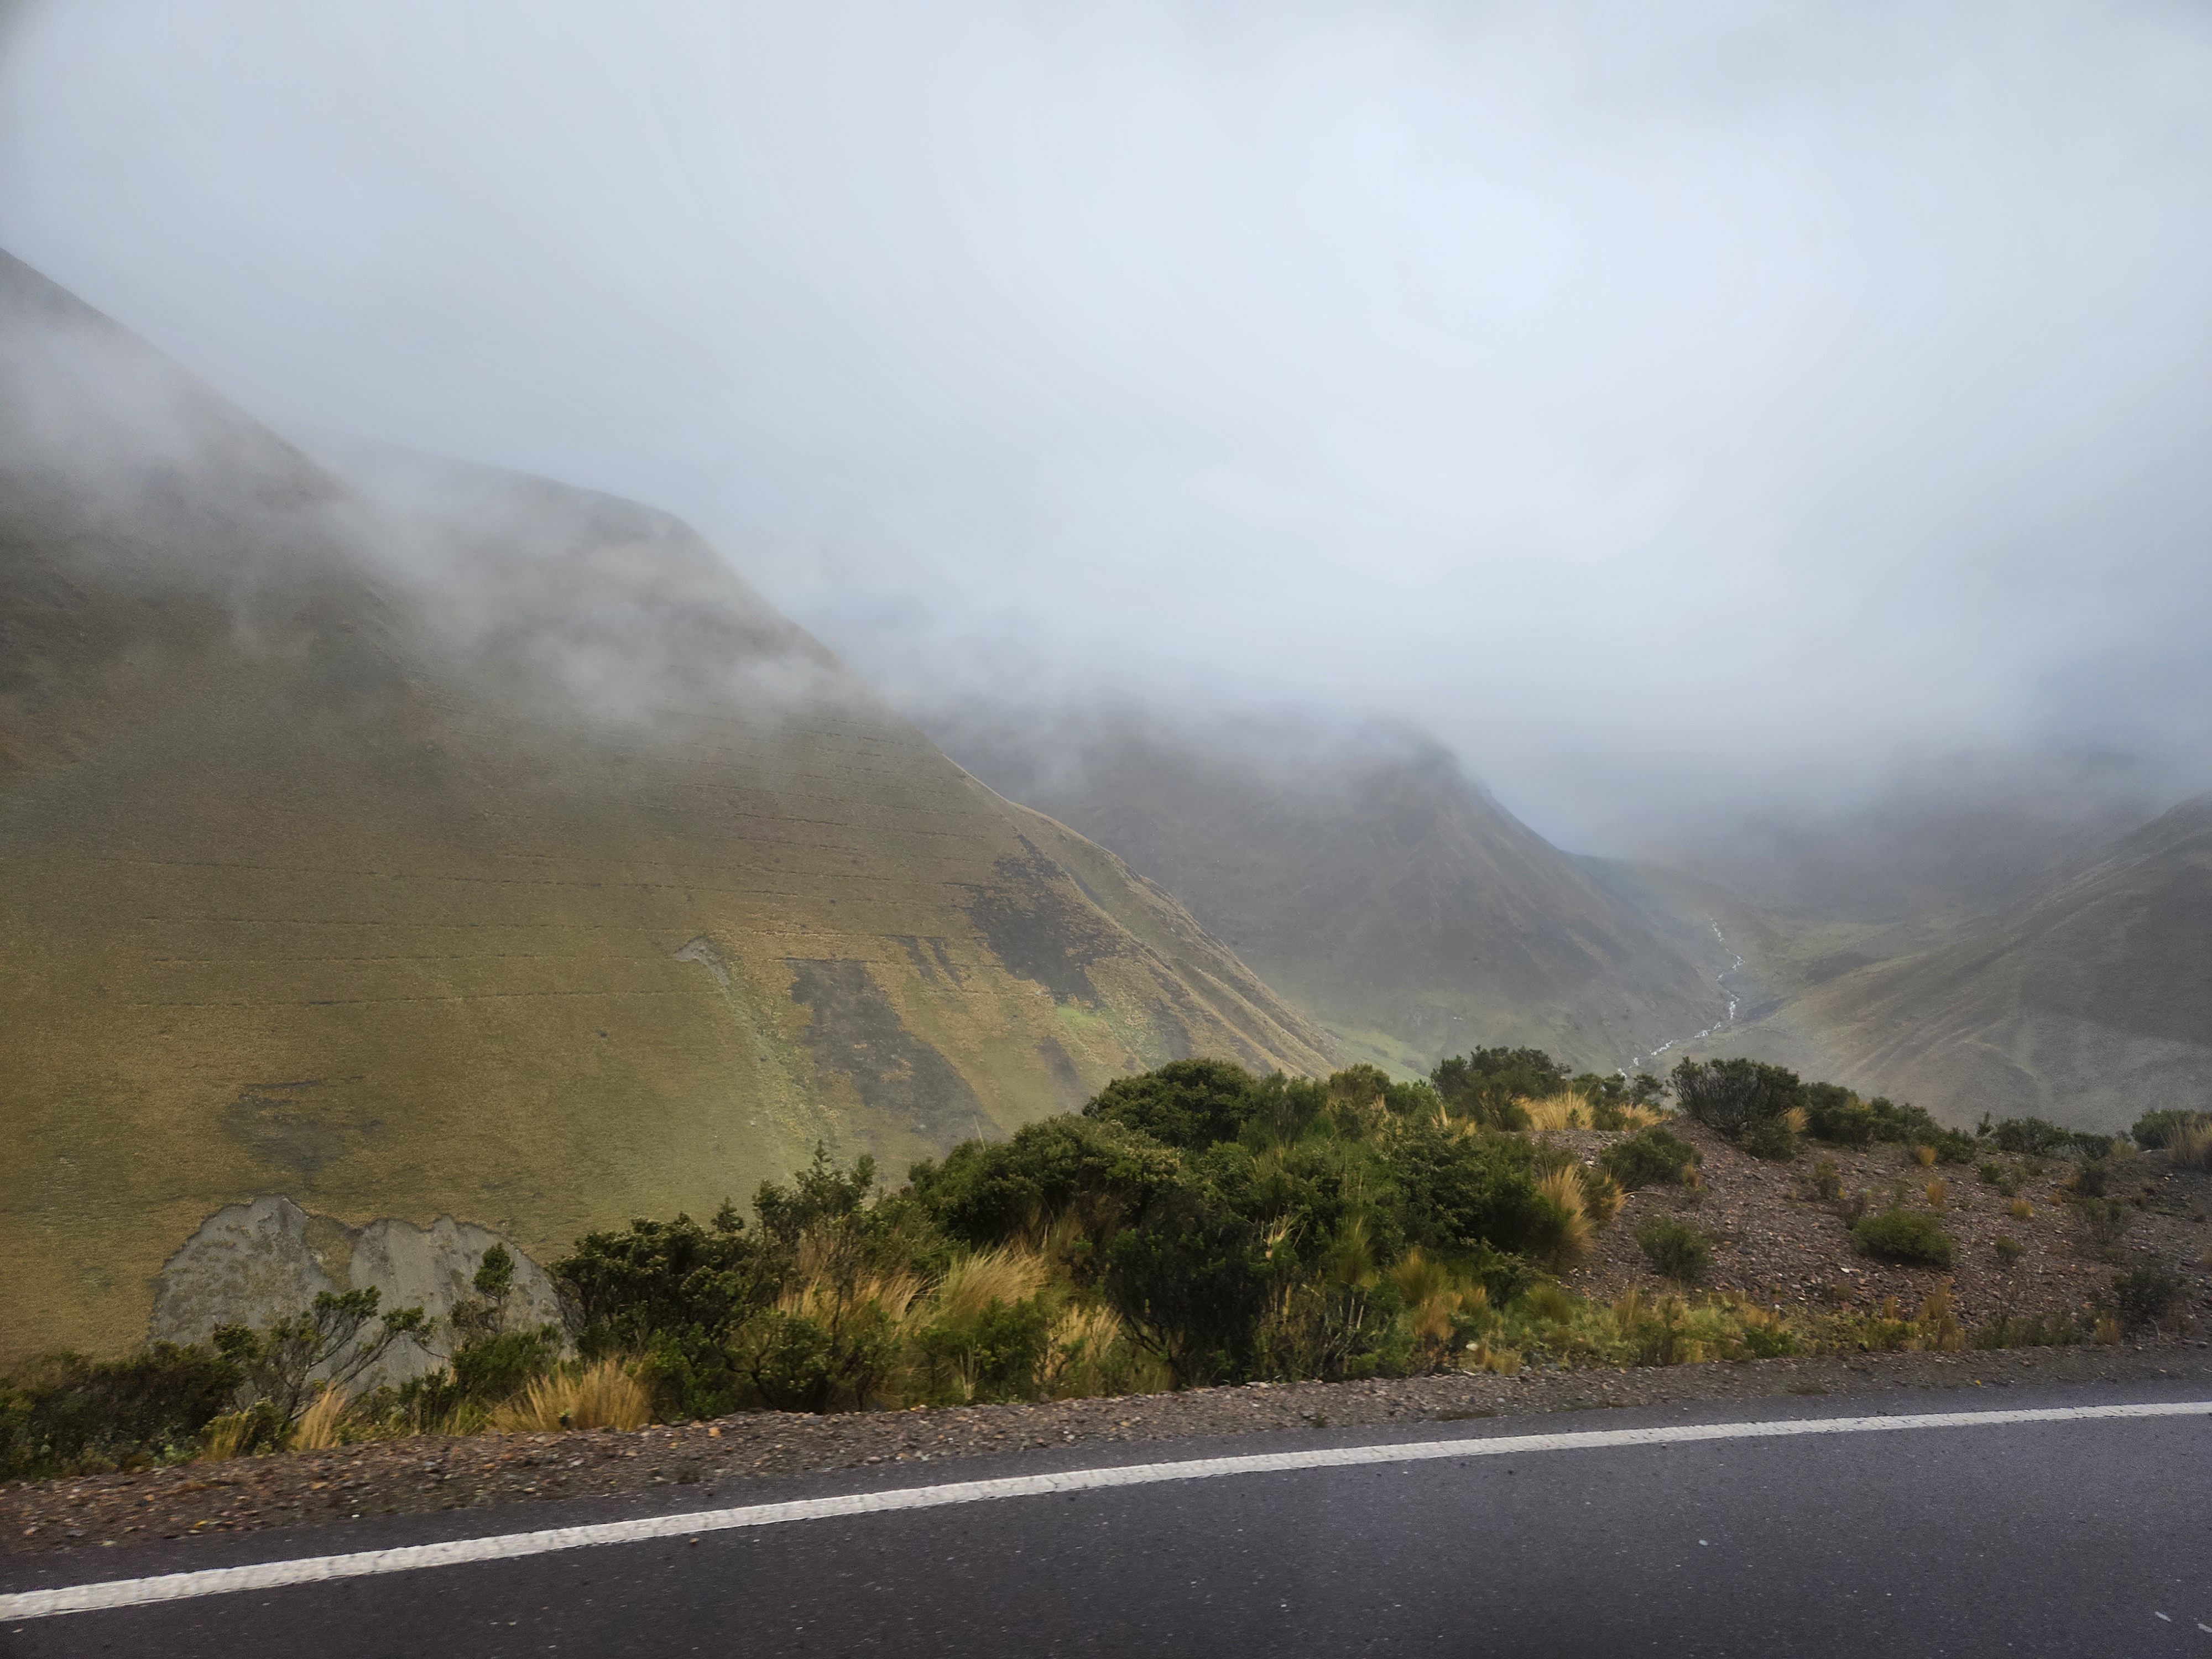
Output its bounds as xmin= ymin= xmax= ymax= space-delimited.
xmin=0 ymin=252 xmax=1334 ymax=1360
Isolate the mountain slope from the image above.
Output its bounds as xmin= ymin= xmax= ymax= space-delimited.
xmin=1707 ymin=800 xmax=2212 ymax=1130
xmin=929 ymin=710 xmax=1728 ymax=1074
xmin=0 ymin=252 xmax=1334 ymax=1359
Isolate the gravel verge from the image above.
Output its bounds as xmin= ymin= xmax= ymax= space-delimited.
xmin=7 ymin=1339 xmax=2208 ymax=1558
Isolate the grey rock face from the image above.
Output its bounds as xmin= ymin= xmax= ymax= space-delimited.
xmin=150 ymin=1197 xmax=567 ymax=1386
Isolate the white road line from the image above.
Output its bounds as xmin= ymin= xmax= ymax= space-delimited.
xmin=5 ymin=1400 xmax=2207 ymax=1621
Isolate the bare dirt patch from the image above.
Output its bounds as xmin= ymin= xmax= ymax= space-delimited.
xmin=1562 ymin=1120 xmax=2212 ymax=1329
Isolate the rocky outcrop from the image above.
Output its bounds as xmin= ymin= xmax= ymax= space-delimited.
xmin=148 ymin=1198 xmax=566 ymax=1385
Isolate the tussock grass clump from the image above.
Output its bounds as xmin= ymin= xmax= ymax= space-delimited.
xmin=1590 ymin=1100 xmax=1666 ymax=1133
xmin=1911 ymin=1144 xmax=1938 ymax=1168
xmin=1519 ymin=1092 xmax=1589 ymax=1131
xmin=1924 ymin=1178 xmax=1948 ymax=1210
xmin=491 ymin=1357 xmax=651 ymax=1433
xmin=930 ymin=1247 xmax=1048 ymax=1324
xmin=2008 ymin=1197 xmax=2033 ymax=1221
xmin=290 ymin=1387 xmax=348 ymax=1451
xmin=1850 ymin=1210 xmax=1955 ymax=1269
xmin=2169 ymin=1120 xmax=2212 ymax=1171
xmin=198 ymin=1413 xmax=254 ymax=1463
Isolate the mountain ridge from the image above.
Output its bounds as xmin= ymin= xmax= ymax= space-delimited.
xmin=0 ymin=250 xmax=1335 ymax=1360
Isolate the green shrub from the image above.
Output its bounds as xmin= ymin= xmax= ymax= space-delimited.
xmin=1970 ymin=1311 xmax=2084 ymax=1350
xmin=2110 ymin=1266 xmax=2184 ymax=1329
xmin=1986 ymin=1116 xmax=2071 ymax=1156
xmin=1803 ymin=1086 xmax=1965 ymax=1156
xmin=1636 ymin=1215 xmax=1713 ymax=1282
xmin=914 ymin=1296 xmax=1053 ymax=1404
xmin=1672 ymin=1057 xmax=1803 ymax=1139
xmin=1600 ymin=1127 xmax=1702 ymax=1190
xmin=1430 ymin=1047 xmax=1572 ymax=1129
xmin=1992 ymin=1235 xmax=2025 ymax=1263
xmin=0 ymin=1344 xmax=240 ymax=1479
xmin=1797 ymin=1157 xmax=1844 ymax=1203
xmin=2131 ymin=1109 xmax=2211 ymax=1150
xmin=1739 ymin=1115 xmax=1799 ymax=1161
xmin=1850 ymin=1211 xmax=1955 ymax=1268
xmin=2075 ymin=1197 xmax=2134 ymax=1260
xmin=450 ymin=1326 xmax=565 ymax=1405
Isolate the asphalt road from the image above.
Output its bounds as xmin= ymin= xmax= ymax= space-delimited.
xmin=6 ymin=1378 xmax=2209 ymax=1658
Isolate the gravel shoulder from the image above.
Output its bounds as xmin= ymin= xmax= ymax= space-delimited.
xmin=7 ymin=1339 xmax=2208 ymax=1559
xmin=9 ymin=1125 xmax=2205 ymax=1562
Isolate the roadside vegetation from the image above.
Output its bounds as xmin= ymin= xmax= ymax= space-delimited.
xmin=5 ymin=1055 xmax=2201 ymax=1478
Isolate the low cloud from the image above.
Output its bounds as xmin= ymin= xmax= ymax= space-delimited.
xmin=4 ymin=1 xmax=2209 ymax=846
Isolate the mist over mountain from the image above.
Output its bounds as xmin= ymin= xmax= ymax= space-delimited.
xmin=0 ymin=252 xmax=1331 ymax=1359
xmin=1691 ymin=799 xmax=2212 ymax=1133
xmin=925 ymin=702 xmax=1728 ymax=1076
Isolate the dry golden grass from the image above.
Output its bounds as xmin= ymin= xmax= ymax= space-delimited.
xmin=2094 ymin=1315 xmax=2122 ymax=1345
xmin=1925 ymin=1178 xmax=1948 ymax=1210
xmin=1388 ymin=1248 xmax=1488 ymax=1357
xmin=2171 ymin=1121 xmax=2212 ymax=1171
xmin=1912 ymin=1144 xmax=1938 ymax=1168
xmin=291 ymin=1387 xmax=349 ymax=1451
xmin=780 ymin=1266 xmax=926 ymax=1329
xmin=1781 ymin=1106 xmax=1809 ymax=1136
xmin=933 ymin=1246 xmax=1052 ymax=1323
xmin=1608 ymin=1103 xmax=1667 ymax=1131
xmin=1535 ymin=1167 xmax=1594 ymax=1264
xmin=1519 ymin=1092 xmax=1588 ymax=1131
xmin=1041 ymin=1302 xmax=1161 ymax=1399
xmin=491 ymin=1357 xmax=651 ymax=1433
xmin=2010 ymin=1197 xmax=2034 ymax=1220
xmin=198 ymin=1412 xmax=253 ymax=1463
xmin=1465 ymin=1342 xmax=1521 ymax=1375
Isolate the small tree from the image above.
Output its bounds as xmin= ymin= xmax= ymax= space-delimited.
xmin=213 ymin=1289 xmax=430 ymax=1424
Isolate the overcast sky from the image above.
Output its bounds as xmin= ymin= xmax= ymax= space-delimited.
xmin=3 ymin=0 xmax=2208 ymax=848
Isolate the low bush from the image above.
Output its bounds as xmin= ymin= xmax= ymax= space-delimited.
xmin=1803 ymin=1087 xmax=1972 ymax=1160
xmin=1739 ymin=1115 xmax=1800 ymax=1161
xmin=0 ymin=1344 xmax=240 ymax=1479
xmin=1635 ymin=1215 xmax=1713 ymax=1283
xmin=2110 ymin=1266 xmax=2185 ymax=1330
xmin=1797 ymin=1157 xmax=1843 ymax=1204
xmin=1985 ymin=1117 xmax=2077 ymax=1157
xmin=2075 ymin=1197 xmax=2134 ymax=1260
xmin=1600 ymin=1127 xmax=1702 ymax=1191
xmin=2128 ymin=1109 xmax=2210 ymax=1151
xmin=1850 ymin=1211 xmax=1955 ymax=1269
xmin=1672 ymin=1058 xmax=1802 ymax=1140
xmin=1970 ymin=1311 xmax=2083 ymax=1350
